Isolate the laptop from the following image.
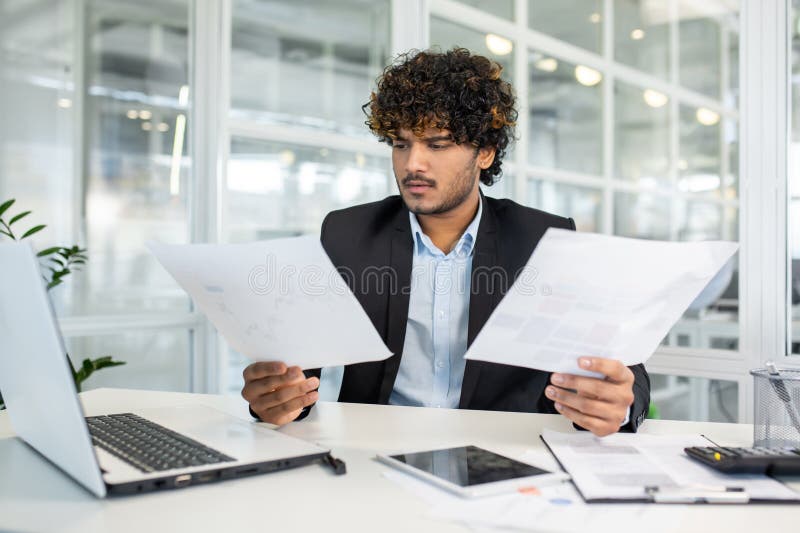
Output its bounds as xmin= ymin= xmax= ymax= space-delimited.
xmin=0 ymin=242 xmax=330 ymax=497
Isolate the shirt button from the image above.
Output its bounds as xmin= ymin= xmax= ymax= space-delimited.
xmin=436 ymin=361 xmax=445 ymax=369
xmin=438 ymin=310 xmax=445 ymax=319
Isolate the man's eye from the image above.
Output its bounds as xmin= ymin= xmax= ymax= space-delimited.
xmin=429 ymin=144 xmax=447 ymax=150
xmin=393 ymin=143 xmax=408 ymax=150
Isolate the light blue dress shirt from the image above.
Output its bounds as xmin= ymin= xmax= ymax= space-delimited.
xmin=388 ymin=200 xmax=483 ymax=409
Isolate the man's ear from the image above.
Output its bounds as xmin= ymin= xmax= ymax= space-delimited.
xmin=477 ymin=146 xmax=496 ymax=170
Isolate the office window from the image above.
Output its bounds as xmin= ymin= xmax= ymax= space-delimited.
xmin=454 ymin=0 xmax=514 ymax=21
xmin=614 ymin=81 xmax=670 ymax=186
xmin=678 ymin=1 xmax=730 ymax=99
xmin=0 ymin=1 xmax=75 ymax=247
xmin=527 ymin=180 xmax=602 ymax=233
xmin=67 ymin=329 xmax=192 ymax=392
xmin=614 ymin=0 xmax=670 ymax=79
xmin=230 ymin=0 xmax=389 ymax=137
xmin=791 ymin=0 xmax=800 ymax=355
xmin=73 ymin=0 xmax=192 ymax=317
xmin=649 ymin=374 xmax=739 ymax=423
xmin=529 ymin=0 xmax=603 ymax=54
xmin=226 ymin=138 xmax=390 ymax=241
xmin=613 ymin=191 xmax=669 ymax=240
xmin=430 ymin=17 xmax=514 ymax=79
xmin=0 ymin=0 xmax=196 ymax=395
xmin=528 ymin=51 xmax=603 ymax=176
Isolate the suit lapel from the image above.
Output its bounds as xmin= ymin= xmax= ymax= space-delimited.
xmin=378 ymin=210 xmax=413 ymax=403
xmin=459 ymin=197 xmax=499 ymax=409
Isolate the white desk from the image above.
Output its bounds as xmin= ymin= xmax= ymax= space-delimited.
xmin=1 ymin=388 xmax=798 ymax=533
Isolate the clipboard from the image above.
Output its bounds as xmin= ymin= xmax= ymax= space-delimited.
xmin=540 ymin=429 xmax=800 ymax=505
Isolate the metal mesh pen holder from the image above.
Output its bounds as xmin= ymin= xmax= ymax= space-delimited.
xmin=750 ymin=368 xmax=800 ymax=448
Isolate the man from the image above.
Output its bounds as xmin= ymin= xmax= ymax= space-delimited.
xmin=242 ymin=48 xmax=650 ymax=436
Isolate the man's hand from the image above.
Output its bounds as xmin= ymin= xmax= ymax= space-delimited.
xmin=545 ymin=357 xmax=635 ymax=437
xmin=241 ymin=361 xmax=319 ymax=426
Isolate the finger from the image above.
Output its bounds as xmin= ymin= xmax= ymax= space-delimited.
xmin=243 ymin=361 xmax=289 ymax=381
xmin=551 ymin=373 xmax=625 ymax=402
xmin=577 ymin=357 xmax=633 ymax=383
xmin=251 ymin=377 xmax=319 ymax=411
xmin=242 ymin=368 xmax=305 ymax=400
xmin=545 ymin=385 xmax=616 ymax=422
xmin=553 ymin=401 xmax=617 ymax=437
xmin=259 ymin=391 xmax=319 ymax=425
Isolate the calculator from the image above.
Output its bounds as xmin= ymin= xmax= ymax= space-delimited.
xmin=684 ymin=446 xmax=800 ymax=475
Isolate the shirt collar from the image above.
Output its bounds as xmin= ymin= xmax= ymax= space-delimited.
xmin=408 ymin=196 xmax=482 ymax=259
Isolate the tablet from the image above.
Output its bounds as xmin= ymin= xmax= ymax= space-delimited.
xmin=377 ymin=445 xmax=569 ymax=498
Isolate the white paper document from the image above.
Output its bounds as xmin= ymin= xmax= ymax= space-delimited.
xmin=541 ymin=429 xmax=800 ymax=503
xmin=464 ymin=229 xmax=739 ymax=375
xmin=149 ymin=236 xmax=392 ymax=369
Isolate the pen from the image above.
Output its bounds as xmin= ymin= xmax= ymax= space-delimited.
xmin=765 ymin=361 xmax=800 ymax=437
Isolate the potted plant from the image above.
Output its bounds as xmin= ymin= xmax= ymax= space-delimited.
xmin=0 ymin=198 xmax=125 ymax=409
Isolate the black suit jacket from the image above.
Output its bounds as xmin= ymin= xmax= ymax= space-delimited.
xmin=292 ymin=195 xmax=649 ymax=431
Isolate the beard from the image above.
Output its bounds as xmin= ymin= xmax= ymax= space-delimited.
xmin=398 ymin=156 xmax=479 ymax=216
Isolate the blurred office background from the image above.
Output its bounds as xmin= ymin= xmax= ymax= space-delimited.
xmin=0 ymin=0 xmax=797 ymax=423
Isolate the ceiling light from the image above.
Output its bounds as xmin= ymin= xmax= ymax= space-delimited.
xmin=178 ymin=85 xmax=189 ymax=106
xmin=141 ymin=121 xmax=152 ymax=131
xmin=589 ymin=13 xmax=601 ymax=24
xmin=355 ymin=153 xmax=366 ymax=168
xmin=139 ymin=110 xmax=152 ymax=120
xmin=57 ymin=98 xmax=72 ymax=108
xmin=170 ymin=114 xmax=186 ymax=196
xmin=280 ymin=149 xmax=296 ymax=166
xmin=485 ymin=34 xmax=513 ymax=56
xmin=157 ymin=122 xmax=169 ymax=132
xmin=696 ymin=107 xmax=720 ymax=126
xmin=677 ymin=159 xmax=689 ymax=171
xmin=534 ymin=57 xmax=558 ymax=72
xmin=126 ymin=109 xmax=138 ymax=119
xmin=643 ymin=89 xmax=668 ymax=108
xmin=574 ymin=65 xmax=602 ymax=86
xmin=631 ymin=29 xmax=645 ymax=40
xmin=320 ymin=148 xmax=330 ymax=157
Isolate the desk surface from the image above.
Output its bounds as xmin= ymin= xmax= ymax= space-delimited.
xmin=1 ymin=388 xmax=799 ymax=533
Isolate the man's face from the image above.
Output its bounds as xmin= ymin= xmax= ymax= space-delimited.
xmin=391 ymin=128 xmax=493 ymax=215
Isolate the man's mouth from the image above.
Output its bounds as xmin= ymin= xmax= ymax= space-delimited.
xmin=403 ymin=180 xmax=435 ymax=194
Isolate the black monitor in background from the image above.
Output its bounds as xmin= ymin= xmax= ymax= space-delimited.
xmin=792 ymin=259 xmax=800 ymax=305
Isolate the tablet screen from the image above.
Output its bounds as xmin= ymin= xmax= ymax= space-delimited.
xmin=390 ymin=445 xmax=549 ymax=487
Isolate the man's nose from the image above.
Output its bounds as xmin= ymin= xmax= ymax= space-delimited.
xmin=404 ymin=143 xmax=429 ymax=175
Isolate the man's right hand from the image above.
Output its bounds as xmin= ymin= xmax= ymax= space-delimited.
xmin=241 ymin=362 xmax=319 ymax=426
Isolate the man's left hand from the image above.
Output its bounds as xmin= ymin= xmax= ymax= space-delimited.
xmin=545 ymin=357 xmax=635 ymax=437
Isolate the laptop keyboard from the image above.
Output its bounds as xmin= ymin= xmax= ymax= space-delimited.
xmin=86 ymin=413 xmax=236 ymax=473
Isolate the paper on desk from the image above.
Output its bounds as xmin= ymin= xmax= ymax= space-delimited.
xmin=541 ymin=429 xmax=800 ymax=502
xmin=148 ymin=236 xmax=392 ymax=369
xmin=464 ymin=229 xmax=739 ymax=376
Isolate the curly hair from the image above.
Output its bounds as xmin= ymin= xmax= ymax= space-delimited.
xmin=363 ymin=48 xmax=517 ymax=186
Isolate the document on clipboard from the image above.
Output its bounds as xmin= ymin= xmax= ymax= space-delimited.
xmin=541 ymin=430 xmax=800 ymax=504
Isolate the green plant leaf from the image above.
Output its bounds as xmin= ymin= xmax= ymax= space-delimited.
xmin=20 ymin=224 xmax=46 ymax=239
xmin=0 ymin=199 xmax=15 ymax=218
xmin=93 ymin=360 xmax=126 ymax=371
xmin=8 ymin=211 xmax=31 ymax=226
xmin=0 ymin=229 xmax=13 ymax=239
xmin=49 ymin=257 xmax=66 ymax=266
xmin=37 ymin=246 xmax=62 ymax=257
xmin=47 ymin=279 xmax=63 ymax=290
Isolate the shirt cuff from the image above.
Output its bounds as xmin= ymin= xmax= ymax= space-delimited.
xmin=620 ymin=405 xmax=631 ymax=427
